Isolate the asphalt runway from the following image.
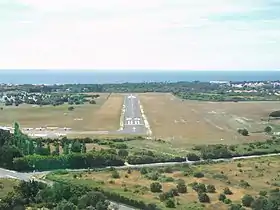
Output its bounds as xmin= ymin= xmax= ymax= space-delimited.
xmin=118 ymin=94 xmax=147 ymax=135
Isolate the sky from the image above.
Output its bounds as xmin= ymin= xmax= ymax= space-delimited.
xmin=0 ymin=0 xmax=279 ymax=70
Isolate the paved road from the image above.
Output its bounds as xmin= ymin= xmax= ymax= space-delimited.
xmin=118 ymin=94 xmax=147 ymax=135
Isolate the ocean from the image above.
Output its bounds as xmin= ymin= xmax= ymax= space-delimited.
xmin=0 ymin=70 xmax=279 ymax=84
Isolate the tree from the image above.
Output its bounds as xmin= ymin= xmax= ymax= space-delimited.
xmin=71 ymin=141 xmax=81 ymax=153
xmin=242 ymin=194 xmax=254 ymax=207
xmin=264 ymin=126 xmax=272 ymax=133
xmin=187 ymin=153 xmax=200 ymax=161
xmin=224 ymin=187 xmax=233 ymax=195
xmin=78 ymin=191 xmax=108 ymax=210
xmin=81 ymin=142 xmax=87 ymax=153
xmin=198 ymin=192 xmax=210 ymax=203
xmin=206 ymin=184 xmax=216 ymax=193
xmin=118 ymin=149 xmax=129 ymax=158
xmin=165 ymin=199 xmax=175 ymax=208
xmin=54 ymin=200 xmax=77 ymax=210
xmin=150 ymin=182 xmax=162 ymax=193
xmin=218 ymin=193 xmax=226 ymax=202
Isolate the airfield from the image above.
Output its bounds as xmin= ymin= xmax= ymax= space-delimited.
xmin=0 ymin=93 xmax=278 ymax=144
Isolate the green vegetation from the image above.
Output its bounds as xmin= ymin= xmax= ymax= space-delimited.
xmin=46 ymin=156 xmax=280 ymax=209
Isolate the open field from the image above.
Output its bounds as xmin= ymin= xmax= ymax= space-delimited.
xmin=0 ymin=93 xmax=123 ymax=131
xmin=139 ymin=93 xmax=279 ymax=145
xmin=48 ymin=156 xmax=280 ymax=210
xmin=0 ymin=179 xmax=18 ymax=199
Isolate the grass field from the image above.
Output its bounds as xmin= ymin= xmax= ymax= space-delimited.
xmin=0 ymin=179 xmax=18 ymax=199
xmin=0 ymin=93 xmax=123 ymax=131
xmin=139 ymin=93 xmax=279 ymax=145
xmin=47 ymin=156 xmax=280 ymax=210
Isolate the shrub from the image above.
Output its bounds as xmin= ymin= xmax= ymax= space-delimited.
xmin=140 ymin=168 xmax=148 ymax=175
xmin=193 ymin=172 xmax=204 ymax=178
xmin=229 ymin=204 xmax=243 ymax=210
xmin=224 ymin=187 xmax=233 ymax=195
xmin=218 ymin=194 xmax=226 ymax=202
xmin=259 ymin=191 xmax=267 ymax=196
xmin=169 ymin=188 xmax=179 ymax=197
xmin=264 ymin=126 xmax=272 ymax=133
xmin=237 ymin=163 xmax=242 ymax=167
xmin=146 ymin=172 xmax=159 ymax=181
xmin=150 ymin=182 xmax=162 ymax=193
xmin=111 ymin=170 xmax=120 ymax=179
xmin=239 ymin=180 xmax=250 ymax=188
xmin=127 ymin=168 xmax=132 ymax=174
xmin=163 ymin=166 xmax=173 ymax=173
xmin=160 ymin=176 xmax=174 ymax=182
xmin=241 ymin=194 xmax=254 ymax=207
xmin=68 ymin=106 xmax=75 ymax=111
xmin=206 ymin=184 xmax=216 ymax=193
xmin=198 ymin=192 xmax=210 ymax=203
xmin=212 ymin=173 xmax=228 ymax=180
xmin=165 ymin=199 xmax=176 ymax=208
xmin=192 ymin=183 xmax=206 ymax=193
xmin=177 ymin=183 xmax=187 ymax=194
xmin=238 ymin=128 xmax=249 ymax=136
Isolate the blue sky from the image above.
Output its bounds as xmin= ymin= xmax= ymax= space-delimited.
xmin=0 ymin=0 xmax=279 ymax=70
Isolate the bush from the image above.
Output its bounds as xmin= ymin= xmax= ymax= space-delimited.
xmin=259 ymin=191 xmax=267 ymax=196
xmin=238 ymin=128 xmax=249 ymax=136
xmin=224 ymin=187 xmax=233 ymax=195
xmin=163 ymin=166 xmax=173 ymax=173
xmin=192 ymin=183 xmax=206 ymax=193
xmin=146 ymin=172 xmax=159 ymax=181
xmin=218 ymin=194 xmax=226 ymax=202
xmin=111 ymin=170 xmax=120 ymax=179
xmin=241 ymin=194 xmax=254 ymax=207
xmin=140 ymin=168 xmax=148 ymax=175
xmin=193 ymin=172 xmax=204 ymax=178
xmin=177 ymin=183 xmax=187 ymax=194
xmin=239 ymin=180 xmax=250 ymax=188
xmin=165 ymin=199 xmax=176 ymax=208
xmin=198 ymin=192 xmax=210 ymax=203
xmin=229 ymin=204 xmax=243 ymax=210
xmin=237 ymin=163 xmax=242 ymax=167
xmin=68 ymin=106 xmax=75 ymax=111
xmin=264 ymin=126 xmax=272 ymax=133
xmin=150 ymin=182 xmax=162 ymax=193
xmin=169 ymin=188 xmax=179 ymax=197
xmin=206 ymin=184 xmax=216 ymax=193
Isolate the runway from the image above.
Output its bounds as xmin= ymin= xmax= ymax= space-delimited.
xmin=118 ymin=94 xmax=147 ymax=135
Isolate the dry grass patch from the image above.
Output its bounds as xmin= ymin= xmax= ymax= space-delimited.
xmin=139 ymin=93 xmax=278 ymax=145
xmin=0 ymin=93 xmax=123 ymax=131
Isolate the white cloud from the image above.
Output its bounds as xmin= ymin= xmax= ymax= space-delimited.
xmin=0 ymin=0 xmax=279 ymax=70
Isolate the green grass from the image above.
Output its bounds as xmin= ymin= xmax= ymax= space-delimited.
xmin=0 ymin=179 xmax=18 ymax=198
